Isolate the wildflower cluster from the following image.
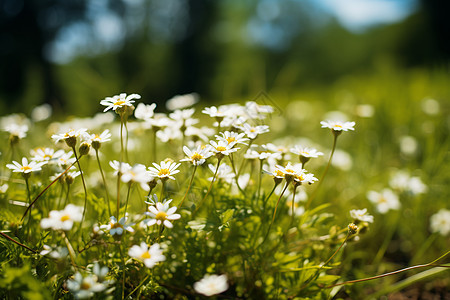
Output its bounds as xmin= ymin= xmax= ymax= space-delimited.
xmin=1 ymin=91 xmax=444 ymax=300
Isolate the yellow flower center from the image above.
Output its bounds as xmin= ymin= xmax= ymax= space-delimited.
xmin=334 ymin=124 xmax=342 ymax=128
xmin=275 ymin=170 xmax=284 ymax=177
xmin=250 ymin=128 xmax=256 ymax=132
xmin=60 ymin=215 xmax=70 ymax=222
xmin=21 ymin=166 xmax=32 ymax=171
xmin=296 ymin=174 xmax=304 ymax=181
xmin=155 ymin=211 xmax=168 ymax=221
xmin=111 ymin=222 xmax=123 ymax=229
xmin=80 ymin=281 xmax=92 ymax=290
xmin=191 ymin=153 xmax=203 ymax=161
xmin=216 ymin=146 xmax=226 ymax=152
xmin=114 ymin=100 xmax=126 ymax=106
xmin=140 ymin=251 xmax=151 ymax=259
xmin=285 ymin=169 xmax=294 ymax=174
xmin=226 ymin=137 xmax=235 ymax=144
xmin=378 ymin=197 xmax=387 ymax=204
xmin=158 ymin=168 xmax=170 ymax=176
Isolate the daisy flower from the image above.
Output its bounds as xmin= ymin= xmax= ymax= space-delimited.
xmin=245 ymin=101 xmax=274 ymax=119
xmin=120 ymin=163 xmax=153 ymax=191
xmin=128 ymin=242 xmax=166 ymax=268
xmin=30 ymin=147 xmax=65 ymax=163
xmin=148 ymin=161 xmax=181 ymax=181
xmin=239 ymin=123 xmax=270 ymax=139
xmin=209 ymin=140 xmax=238 ymax=157
xmin=6 ymin=157 xmax=46 ymax=176
xmin=215 ymin=131 xmax=249 ymax=147
xmin=56 ymin=151 xmax=76 ymax=168
xmin=429 ymin=209 xmax=450 ymax=236
xmin=109 ymin=160 xmax=132 ymax=175
xmin=194 ymin=274 xmax=229 ymax=297
xmin=40 ymin=204 xmax=83 ymax=231
xmin=135 ymin=102 xmax=157 ymax=120
xmin=88 ymin=130 xmax=112 ymax=150
xmin=143 ymin=199 xmax=181 ymax=228
xmin=293 ymin=171 xmax=318 ymax=185
xmin=366 ymin=189 xmax=400 ymax=214
xmin=4 ymin=123 xmax=28 ymax=140
xmin=291 ymin=146 xmax=323 ymax=160
xmin=320 ymin=120 xmax=355 ymax=132
xmin=350 ymin=208 xmax=374 ymax=223
xmin=181 ymin=145 xmax=213 ymax=166
xmin=100 ymin=215 xmax=135 ymax=236
xmin=100 ymin=93 xmax=141 ymax=113
xmin=276 ymin=163 xmax=305 ymax=183
xmin=67 ymin=272 xmax=108 ymax=299
xmin=202 ymin=106 xmax=227 ymax=119
xmin=166 ymin=93 xmax=199 ymax=111
xmin=51 ymin=128 xmax=88 ymax=148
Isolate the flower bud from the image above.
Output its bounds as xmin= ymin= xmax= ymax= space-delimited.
xmin=92 ymin=140 xmax=101 ymax=150
xmin=65 ymin=136 xmax=77 ymax=148
xmin=78 ymin=142 xmax=91 ymax=156
xmin=348 ymin=223 xmax=358 ymax=234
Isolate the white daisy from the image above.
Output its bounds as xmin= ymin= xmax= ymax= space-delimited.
xmin=366 ymin=189 xmax=400 ymax=214
xmin=429 ymin=209 xmax=450 ymax=236
xmin=4 ymin=123 xmax=28 ymax=139
xmin=290 ymin=146 xmax=323 ymax=159
xmin=194 ymin=274 xmax=229 ymax=297
xmin=148 ymin=161 xmax=181 ymax=181
xmin=320 ymin=120 xmax=355 ymax=132
xmin=215 ymin=131 xmax=249 ymax=147
xmin=209 ymin=140 xmax=238 ymax=157
xmin=181 ymin=145 xmax=213 ymax=166
xmin=67 ymin=272 xmax=107 ymax=299
xmin=128 ymin=242 xmax=166 ymax=268
xmin=40 ymin=204 xmax=83 ymax=231
xmin=239 ymin=123 xmax=270 ymax=139
xmin=30 ymin=147 xmax=65 ymax=163
xmin=135 ymin=102 xmax=157 ymax=120
xmin=143 ymin=199 xmax=181 ymax=228
xmin=350 ymin=208 xmax=374 ymax=223
xmin=100 ymin=93 xmax=141 ymax=113
xmin=100 ymin=215 xmax=135 ymax=236
xmin=166 ymin=93 xmax=199 ymax=110
xmin=120 ymin=163 xmax=153 ymax=191
xmin=6 ymin=157 xmax=46 ymax=175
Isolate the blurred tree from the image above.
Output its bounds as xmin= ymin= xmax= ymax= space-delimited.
xmin=0 ymin=0 xmax=87 ymax=114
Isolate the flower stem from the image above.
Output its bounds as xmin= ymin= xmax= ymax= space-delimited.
xmin=159 ymin=180 xmax=166 ymax=201
xmin=305 ymin=134 xmax=338 ymax=211
xmin=95 ymin=149 xmax=112 ymax=217
xmin=124 ymin=183 xmax=132 ymax=218
xmin=178 ymin=165 xmax=197 ymax=209
xmin=62 ymin=231 xmax=77 ymax=267
xmin=193 ymin=158 xmax=222 ymax=215
xmin=72 ymin=147 xmax=88 ymax=229
xmin=21 ymin=160 xmax=78 ymax=221
xmin=261 ymin=182 xmax=289 ymax=245
xmin=117 ymin=170 xmax=121 ymax=219
xmin=323 ymin=250 xmax=450 ymax=289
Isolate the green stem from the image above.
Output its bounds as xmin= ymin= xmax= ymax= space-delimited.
xmin=118 ymin=242 xmax=126 ymax=300
xmin=96 ymin=150 xmax=112 ymax=217
xmin=178 ymin=165 xmax=197 ymax=209
xmin=120 ymin=116 xmax=124 ymax=163
xmin=21 ymin=160 xmax=78 ymax=221
xmin=124 ymin=183 xmax=132 ymax=218
xmin=159 ymin=180 xmax=166 ymax=201
xmin=257 ymin=159 xmax=264 ymax=205
xmin=72 ymin=147 xmax=88 ymax=229
xmin=261 ymin=182 xmax=289 ymax=245
xmin=117 ymin=170 xmax=121 ymax=219
xmin=62 ymin=231 xmax=77 ymax=267
xmin=305 ymin=134 xmax=338 ymax=211
xmin=229 ymin=155 xmax=246 ymax=196
xmin=126 ymin=273 xmax=151 ymax=299
xmin=193 ymin=158 xmax=222 ymax=215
